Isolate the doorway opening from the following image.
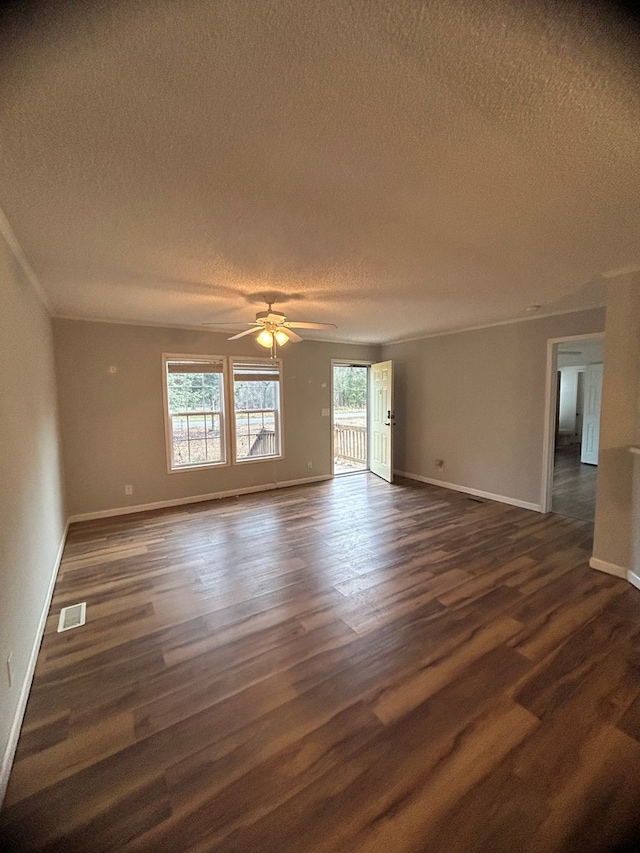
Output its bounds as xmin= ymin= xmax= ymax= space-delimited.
xmin=332 ymin=362 xmax=369 ymax=475
xmin=542 ymin=335 xmax=604 ymax=522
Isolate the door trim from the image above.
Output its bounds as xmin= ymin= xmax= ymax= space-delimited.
xmin=540 ymin=332 xmax=605 ymax=513
xmin=330 ymin=359 xmax=372 ymax=478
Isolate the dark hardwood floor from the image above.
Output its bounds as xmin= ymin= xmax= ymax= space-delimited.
xmin=2 ymin=474 xmax=640 ymax=852
xmin=552 ymin=447 xmax=598 ymax=522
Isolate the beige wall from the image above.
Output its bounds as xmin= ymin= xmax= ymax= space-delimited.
xmin=53 ymin=319 xmax=379 ymax=516
xmin=0 ymin=236 xmax=66 ymax=796
xmin=592 ymin=276 xmax=640 ymax=575
xmin=382 ymin=308 xmax=606 ymax=508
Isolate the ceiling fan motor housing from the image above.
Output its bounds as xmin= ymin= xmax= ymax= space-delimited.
xmin=256 ymin=309 xmax=287 ymax=325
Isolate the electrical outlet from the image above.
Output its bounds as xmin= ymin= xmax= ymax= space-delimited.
xmin=435 ymin=459 xmax=444 ymax=469
xmin=125 ymin=484 xmax=133 ymax=495
xmin=321 ymin=408 xmax=330 ymax=417
xmin=307 ymin=460 xmax=313 ymax=469
xmin=7 ymin=652 xmax=13 ymax=688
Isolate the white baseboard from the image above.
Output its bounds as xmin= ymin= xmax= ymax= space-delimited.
xmin=627 ymin=571 xmax=640 ymax=592
xmin=395 ymin=470 xmax=543 ymax=513
xmin=68 ymin=475 xmax=333 ymax=523
xmin=589 ymin=556 xmax=629 ymax=579
xmin=275 ymin=475 xmax=332 ymax=490
xmin=1 ymin=520 xmax=69 ymax=807
xmin=591 ymin=558 xmax=640 ymax=592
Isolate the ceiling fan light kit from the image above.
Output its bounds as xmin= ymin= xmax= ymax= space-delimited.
xmin=257 ymin=328 xmax=285 ymax=348
xmin=256 ymin=326 xmax=290 ymax=356
xmin=203 ymin=301 xmax=337 ymax=358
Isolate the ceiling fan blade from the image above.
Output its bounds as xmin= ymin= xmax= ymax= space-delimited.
xmin=285 ymin=328 xmax=303 ymax=343
xmin=285 ymin=321 xmax=337 ymax=330
xmin=201 ymin=322 xmax=256 ymax=327
xmin=228 ymin=327 xmax=260 ymax=341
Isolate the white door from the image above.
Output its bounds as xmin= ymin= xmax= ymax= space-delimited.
xmin=369 ymin=360 xmax=394 ymax=483
xmin=580 ymin=363 xmax=603 ymax=465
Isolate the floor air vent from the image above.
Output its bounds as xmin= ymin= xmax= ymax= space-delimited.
xmin=57 ymin=602 xmax=87 ymax=633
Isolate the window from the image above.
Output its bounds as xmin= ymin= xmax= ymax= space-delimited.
xmin=163 ymin=355 xmax=227 ymax=470
xmin=162 ymin=355 xmax=284 ymax=472
xmin=232 ymin=359 xmax=282 ymax=462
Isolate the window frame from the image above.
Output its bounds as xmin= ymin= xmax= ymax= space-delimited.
xmin=162 ymin=353 xmax=231 ymax=473
xmin=230 ymin=357 xmax=284 ymax=465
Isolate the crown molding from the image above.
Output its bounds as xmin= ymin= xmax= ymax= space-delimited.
xmin=0 ymin=205 xmax=52 ymax=313
xmin=383 ymin=304 xmax=606 ymax=346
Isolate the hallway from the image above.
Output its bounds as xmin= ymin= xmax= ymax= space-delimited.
xmin=552 ymin=448 xmax=598 ymax=523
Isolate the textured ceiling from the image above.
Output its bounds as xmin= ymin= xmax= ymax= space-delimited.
xmin=0 ymin=0 xmax=639 ymax=342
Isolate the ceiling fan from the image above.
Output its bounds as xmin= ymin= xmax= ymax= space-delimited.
xmin=203 ymin=302 xmax=337 ymax=355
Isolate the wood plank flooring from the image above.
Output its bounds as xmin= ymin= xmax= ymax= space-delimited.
xmin=552 ymin=447 xmax=598 ymax=522
xmin=2 ymin=474 xmax=640 ymax=852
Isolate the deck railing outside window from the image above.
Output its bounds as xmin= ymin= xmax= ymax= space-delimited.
xmin=235 ymin=409 xmax=279 ymax=459
xmin=170 ymin=411 xmax=223 ymax=467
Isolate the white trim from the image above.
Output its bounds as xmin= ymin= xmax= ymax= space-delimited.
xmin=385 ymin=305 xmax=606 ymax=346
xmin=330 ymin=359 xmax=372 ymax=478
xmin=330 ymin=359 xmax=374 ymax=366
xmin=54 ymin=304 xmax=607 ymax=348
xmin=232 ymin=454 xmax=284 ymax=466
xmin=275 ymin=475 xmax=331 ymax=489
xmin=67 ymin=475 xmax=332 ymax=523
xmin=395 ymin=470 xmax=542 ymax=512
xmin=626 ymin=571 xmax=640 ymax=592
xmin=545 ymin=332 xmax=606 ymax=347
xmin=541 ymin=338 xmax=559 ymax=513
xmin=0 ymin=205 xmax=52 ymax=313
xmin=231 ymin=356 xmax=284 ymax=464
xmin=1 ymin=520 xmax=69 ymax=806
xmin=589 ymin=556 xmax=628 ymax=579
xmin=53 ymin=314 xmax=377 ymax=347
xmin=540 ymin=332 xmax=605 ymax=513
xmin=162 ymin=353 xmax=231 ymax=473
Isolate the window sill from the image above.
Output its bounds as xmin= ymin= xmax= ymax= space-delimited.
xmin=233 ymin=455 xmax=284 ymax=466
xmin=167 ymin=460 xmax=230 ymax=474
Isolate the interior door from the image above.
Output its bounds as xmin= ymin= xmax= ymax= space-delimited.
xmin=580 ymin=363 xmax=603 ymax=465
xmin=369 ymin=360 xmax=394 ymax=482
